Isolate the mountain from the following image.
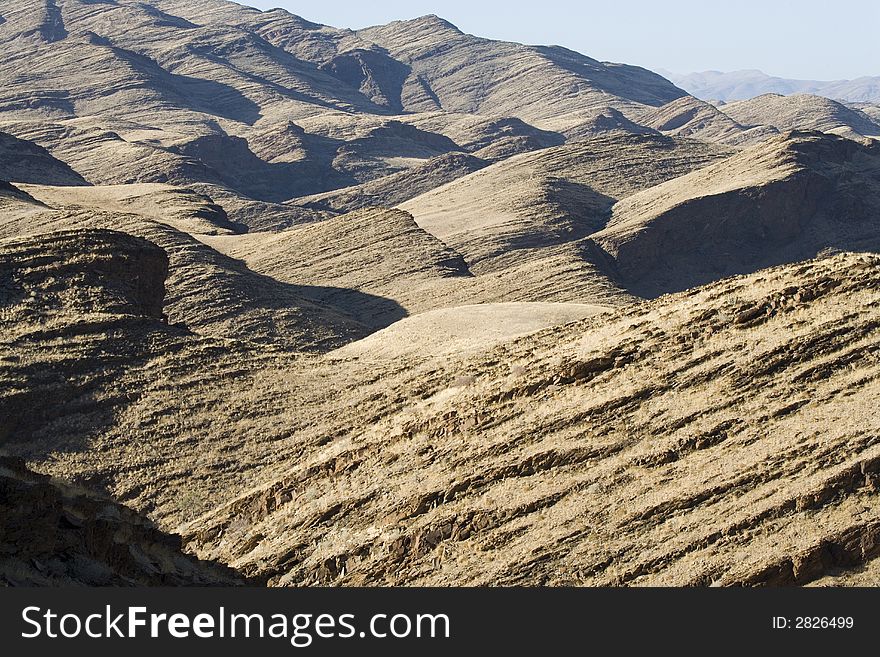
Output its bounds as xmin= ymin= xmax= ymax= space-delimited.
xmin=3 ymin=0 xmax=880 ymax=589
xmin=664 ymin=69 xmax=880 ymax=104
xmin=356 ymin=17 xmax=685 ymax=130
xmin=0 ymin=0 xmax=687 ymax=225
xmin=5 ymin=207 xmax=880 ymax=587
xmin=400 ymin=133 xmax=731 ymax=262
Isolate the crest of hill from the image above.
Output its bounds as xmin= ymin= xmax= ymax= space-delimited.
xmin=0 ymin=181 xmax=44 ymax=207
xmin=851 ymin=103 xmax=880 ymax=124
xmin=639 ymin=96 xmax=778 ymax=147
xmin=16 ymin=182 xmax=242 ymax=235
xmin=593 ymin=131 xmax=880 ymax=297
xmin=400 ymin=134 xmax=733 ymax=272
xmin=356 ymin=16 xmax=686 ymax=130
xmin=0 ymin=228 xmax=169 ymax=322
xmin=402 ymin=113 xmax=565 ymax=157
xmin=560 ymin=107 xmax=659 ymax=142
xmin=0 ymin=192 xmax=375 ymax=351
xmin=293 ymin=152 xmax=488 ymax=214
xmin=722 ymin=94 xmax=880 ymax=140
xmin=203 ymin=207 xmax=473 ymax=327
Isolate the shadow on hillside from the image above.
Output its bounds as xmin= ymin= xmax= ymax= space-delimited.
xmin=0 ymin=282 xmax=407 ymax=462
xmin=0 ymin=224 xmax=408 ymax=462
xmin=172 ymin=122 xmax=467 ymax=204
xmin=588 ymin=205 xmax=880 ymax=301
xmin=90 ymin=38 xmax=264 ymax=125
xmin=171 ymin=133 xmax=358 ymax=203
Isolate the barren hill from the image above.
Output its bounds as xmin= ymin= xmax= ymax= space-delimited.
xmin=0 ymin=0 xmax=693 ymax=218
xmin=2 ymin=0 xmax=880 ymax=590
xmin=0 ymin=131 xmax=87 ymax=185
xmin=177 ymin=251 xmax=880 ymax=587
xmin=594 ymin=131 xmax=880 ymax=296
xmin=722 ymin=94 xmax=880 ymax=140
xmin=398 ymin=133 xmax=731 ymax=306
xmin=0 ymin=191 xmax=373 ymax=351
xmin=855 ymin=103 xmax=880 ymax=124
xmin=639 ymin=96 xmax=778 ymax=147
xmin=293 ymin=152 xmax=488 ymax=214
xmin=6 ymin=225 xmax=878 ymax=587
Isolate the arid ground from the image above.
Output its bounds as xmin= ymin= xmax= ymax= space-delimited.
xmin=1 ymin=0 xmax=879 ymax=586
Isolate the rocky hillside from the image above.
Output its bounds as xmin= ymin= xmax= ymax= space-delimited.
xmin=2 ymin=0 xmax=880 ymax=588
xmin=178 ymin=253 xmax=880 ymax=586
xmin=639 ymin=96 xmax=778 ymax=146
xmin=722 ymin=94 xmax=880 ymax=140
xmin=1 ymin=456 xmax=242 ymax=586
xmin=399 ymin=134 xmax=731 ymax=301
xmin=594 ymin=131 xmax=880 ymax=296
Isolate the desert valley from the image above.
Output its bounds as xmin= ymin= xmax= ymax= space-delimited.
xmin=1 ymin=0 xmax=880 ymax=587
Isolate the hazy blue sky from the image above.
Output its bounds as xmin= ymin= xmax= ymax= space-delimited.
xmin=240 ymin=0 xmax=878 ymax=80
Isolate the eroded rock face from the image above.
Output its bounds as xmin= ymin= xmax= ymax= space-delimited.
xmin=0 ymin=456 xmax=242 ymax=586
xmin=0 ymin=229 xmax=169 ymax=321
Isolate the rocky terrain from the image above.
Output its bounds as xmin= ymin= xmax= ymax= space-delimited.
xmin=594 ymin=131 xmax=880 ymax=296
xmin=1 ymin=0 xmax=880 ymax=588
xmin=721 ymin=94 xmax=880 ymax=141
xmin=0 ymin=456 xmax=242 ymax=586
xmin=638 ymin=96 xmax=778 ymax=147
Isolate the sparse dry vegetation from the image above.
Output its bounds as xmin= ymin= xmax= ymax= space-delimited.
xmin=1 ymin=0 xmax=879 ymax=587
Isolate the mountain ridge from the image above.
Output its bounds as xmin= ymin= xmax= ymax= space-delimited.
xmin=3 ymin=0 xmax=880 ymax=588
xmin=664 ymin=68 xmax=880 ymax=104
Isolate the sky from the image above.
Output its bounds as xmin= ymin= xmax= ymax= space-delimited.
xmin=240 ymin=0 xmax=879 ymax=80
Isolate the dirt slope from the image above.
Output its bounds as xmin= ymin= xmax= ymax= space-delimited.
xmin=176 ymin=251 xmax=880 ymax=587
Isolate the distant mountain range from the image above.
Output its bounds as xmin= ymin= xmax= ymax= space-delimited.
xmin=661 ymin=69 xmax=880 ymax=104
